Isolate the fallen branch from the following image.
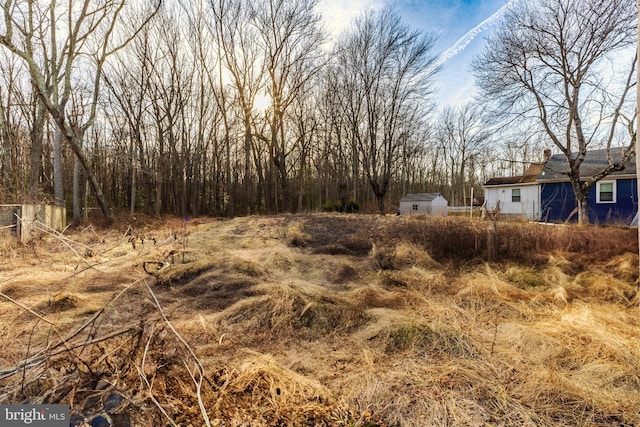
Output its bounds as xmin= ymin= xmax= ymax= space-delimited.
xmin=137 ymin=322 xmax=179 ymax=427
xmin=0 ymin=278 xmax=147 ymax=381
xmin=143 ymin=281 xmax=212 ymax=426
xmin=0 ymin=326 xmax=139 ymax=380
xmin=27 ymin=218 xmax=101 ymax=272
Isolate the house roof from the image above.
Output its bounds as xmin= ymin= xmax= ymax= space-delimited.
xmin=400 ymin=193 xmax=446 ymax=202
xmin=538 ymin=147 xmax=636 ymax=181
xmin=484 ymin=162 xmax=543 ymax=186
xmin=484 ymin=148 xmax=636 ymax=186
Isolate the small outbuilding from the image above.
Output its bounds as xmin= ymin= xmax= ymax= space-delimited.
xmin=398 ymin=193 xmax=448 ymax=216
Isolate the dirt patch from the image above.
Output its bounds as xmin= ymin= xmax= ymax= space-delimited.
xmin=295 ymin=214 xmax=384 ymax=256
xmin=176 ymin=272 xmax=260 ymax=311
xmin=35 ymin=294 xmax=80 ymax=313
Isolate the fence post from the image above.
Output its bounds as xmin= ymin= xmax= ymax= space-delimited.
xmin=486 ymin=222 xmax=497 ymax=261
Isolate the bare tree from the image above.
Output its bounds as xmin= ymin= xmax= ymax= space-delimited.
xmin=474 ymin=0 xmax=637 ymax=224
xmin=251 ymin=0 xmax=325 ymax=212
xmin=316 ymin=58 xmax=372 ymax=211
xmin=336 ymin=7 xmax=438 ymax=214
xmin=103 ymin=15 xmax=159 ymax=216
xmin=0 ymin=0 xmax=159 ymax=221
xmin=436 ymin=103 xmax=490 ymax=206
xmin=287 ymin=78 xmax=321 ymax=212
xmin=206 ymin=0 xmax=264 ymax=214
xmin=0 ymin=53 xmax=17 ymax=192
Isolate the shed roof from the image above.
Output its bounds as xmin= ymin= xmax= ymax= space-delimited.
xmin=538 ymin=147 xmax=636 ymax=181
xmin=400 ymin=193 xmax=446 ymax=202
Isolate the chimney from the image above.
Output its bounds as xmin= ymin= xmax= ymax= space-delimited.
xmin=543 ymin=149 xmax=551 ymax=162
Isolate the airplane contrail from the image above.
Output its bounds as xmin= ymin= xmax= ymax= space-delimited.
xmin=436 ymin=0 xmax=517 ymax=67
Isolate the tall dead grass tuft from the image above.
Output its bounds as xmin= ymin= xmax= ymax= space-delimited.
xmin=502 ymin=264 xmax=546 ymax=290
xmin=378 ymin=270 xmax=418 ymax=288
xmin=494 ymin=322 xmax=567 ymax=364
xmin=456 ymin=265 xmax=534 ymax=304
xmin=212 ymin=351 xmax=333 ymax=425
xmin=285 ymin=222 xmax=310 ymax=247
xmin=574 ymin=270 xmax=636 ymax=303
xmin=222 ymin=282 xmax=370 ymax=341
xmin=352 ymin=286 xmax=408 ymax=310
xmin=153 ymin=259 xmax=219 ymax=287
xmin=605 ymin=252 xmax=639 ymax=283
xmin=381 ymin=321 xmax=478 ymax=358
xmin=394 ymin=241 xmax=441 ymax=269
xmin=371 ymin=241 xmax=442 ymax=272
xmin=556 ymin=304 xmax=640 ymax=365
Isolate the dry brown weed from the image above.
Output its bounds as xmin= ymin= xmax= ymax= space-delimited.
xmin=0 ymin=214 xmax=638 ymax=426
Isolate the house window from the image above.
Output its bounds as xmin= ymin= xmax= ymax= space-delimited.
xmin=511 ymin=188 xmax=521 ymax=203
xmin=597 ymin=181 xmax=616 ymax=203
xmin=412 ymin=204 xmax=419 ymax=211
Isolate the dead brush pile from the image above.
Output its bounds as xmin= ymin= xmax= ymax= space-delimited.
xmin=0 ymin=213 xmax=639 ymax=426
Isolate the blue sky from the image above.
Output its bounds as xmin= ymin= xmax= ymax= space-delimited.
xmin=317 ymin=0 xmax=511 ymax=107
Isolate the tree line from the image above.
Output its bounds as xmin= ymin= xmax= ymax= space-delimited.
xmin=0 ymin=0 xmax=635 ymax=224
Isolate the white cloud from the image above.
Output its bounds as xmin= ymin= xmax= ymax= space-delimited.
xmin=436 ymin=0 xmax=516 ymax=66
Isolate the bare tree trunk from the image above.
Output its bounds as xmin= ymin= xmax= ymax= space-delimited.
xmin=28 ymin=98 xmax=47 ymax=199
xmin=0 ymin=87 xmax=13 ymax=194
xmin=577 ymin=199 xmax=589 ymax=225
xmin=130 ymin=139 xmax=136 ymax=214
xmin=53 ymin=124 xmax=64 ymax=207
xmin=73 ymin=156 xmax=81 ymax=225
xmin=65 ymin=128 xmax=112 ymax=222
xmin=244 ymin=121 xmax=252 ymax=215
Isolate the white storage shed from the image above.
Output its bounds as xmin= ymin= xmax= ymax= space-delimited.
xmin=398 ymin=193 xmax=448 ymax=216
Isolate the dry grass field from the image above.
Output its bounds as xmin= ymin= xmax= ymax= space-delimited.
xmin=0 ymin=213 xmax=639 ymax=426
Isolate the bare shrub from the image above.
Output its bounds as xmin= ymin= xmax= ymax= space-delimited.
xmin=387 ymin=217 xmax=637 ymax=264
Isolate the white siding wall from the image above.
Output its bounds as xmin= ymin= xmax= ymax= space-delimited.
xmin=431 ymin=197 xmax=448 ymax=217
xmin=484 ymin=184 xmax=539 ymax=220
xmin=399 ymin=201 xmax=428 ymax=216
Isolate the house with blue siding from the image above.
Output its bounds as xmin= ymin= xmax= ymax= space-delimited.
xmin=538 ymin=148 xmax=637 ymax=225
xmin=483 ymin=148 xmax=637 ymax=225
